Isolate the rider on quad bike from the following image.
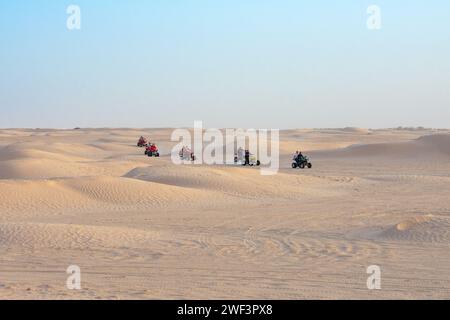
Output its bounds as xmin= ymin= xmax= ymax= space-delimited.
xmin=234 ymin=149 xmax=260 ymax=166
xmin=179 ymin=146 xmax=196 ymax=161
xmin=145 ymin=143 xmax=160 ymax=157
xmin=137 ymin=136 xmax=148 ymax=147
xmin=244 ymin=149 xmax=250 ymax=165
xmin=292 ymin=150 xmax=312 ymax=169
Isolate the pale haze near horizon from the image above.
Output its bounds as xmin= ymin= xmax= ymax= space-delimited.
xmin=1 ymin=1 xmax=449 ymax=129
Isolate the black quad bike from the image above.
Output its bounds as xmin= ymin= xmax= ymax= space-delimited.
xmin=292 ymin=156 xmax=312 ymax=169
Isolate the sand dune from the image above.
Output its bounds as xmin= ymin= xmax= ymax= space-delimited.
xmin=0 ymin=147 xmax=87 ymax=162
xmin=341 ymin=127 xmax=371 ymax=134
xmin=0 ymin=175 xmax=222 ymax=217
xmin=0 ymin=222 xmax=162 ymax=249
xmin=416 ymin=134 xmax=450 ymax=154
xmin=0 ymin=158 xmax=147 ymax=180
xmin=0 ymin=159 xmax=74 ymax=179
xmin=62 ymin=175 xmax=215 ymax=206
xmin=0 ymin=128 xmax=449 ymax=299
xmin=378 ymin=215 xmax=450 ymax=243
xmin=124 ymin=164 xmax=342 ymax=199
xmin=313 ymin=134 xmax=450 ymax=158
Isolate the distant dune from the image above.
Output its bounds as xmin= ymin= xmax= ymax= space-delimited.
xmin=312 ymin=134 xmax=450 ymax=159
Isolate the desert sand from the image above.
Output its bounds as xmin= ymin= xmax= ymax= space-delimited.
xmin=0 ymin=127 xmax=449 ymax=299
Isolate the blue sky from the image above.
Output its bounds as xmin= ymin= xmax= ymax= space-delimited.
xmin=1 ymin=0 xmax=449 ymax=128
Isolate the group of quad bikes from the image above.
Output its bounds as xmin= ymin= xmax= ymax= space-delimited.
xmin=137 ymin=136 xmax=312 ymax=169
xmin=137 ymin=136 xmax=160 ymax=157
xmin=137 ymin=136 xmax=195 ymax=161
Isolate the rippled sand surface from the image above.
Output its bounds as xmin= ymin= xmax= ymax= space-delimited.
xmin=1 ymin=128 xmax=449 ymax=299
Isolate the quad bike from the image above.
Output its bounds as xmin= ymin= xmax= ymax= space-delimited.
xmin=137 ymin=136 xmax=148 ymax=147
xmin=145 ymin=144 xmax=160 ymax=157
xmin=234 ymin=151 xmax=260 ymax=166
xmin=292 ymin=156 xmax=312 ymax=169
xmin=179 ymin=147 xmax=196 ymax=161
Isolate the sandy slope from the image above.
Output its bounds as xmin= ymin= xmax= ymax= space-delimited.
xmin=0 ymin=128 xmax=449 ymax=299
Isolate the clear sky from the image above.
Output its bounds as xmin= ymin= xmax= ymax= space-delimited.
xmin=1 ymin=0 xmax=449 ymax=129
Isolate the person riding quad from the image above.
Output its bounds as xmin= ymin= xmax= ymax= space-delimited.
xmin=179 ymin=146 xmax=187 ymax=159
xmin=293 ymin=150 xmax=305 ymax=162
xmin=244 ymin=149 xmax=250 ymax=165
xmin=137 ymin=136 xmax=148 ymax=147
xmin=147 ymin=143 xmax=159 ymax=157
xmin=180 ymin=146 xmax=195 ymax=161
xmin=292 ymin=150 xmax=311 ymax=169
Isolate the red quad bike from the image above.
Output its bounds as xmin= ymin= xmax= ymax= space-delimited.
xmin=137 ymin=136 xmax=148 ymax=147
xmin=146 ymin=144 xmax=160 ymax=157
